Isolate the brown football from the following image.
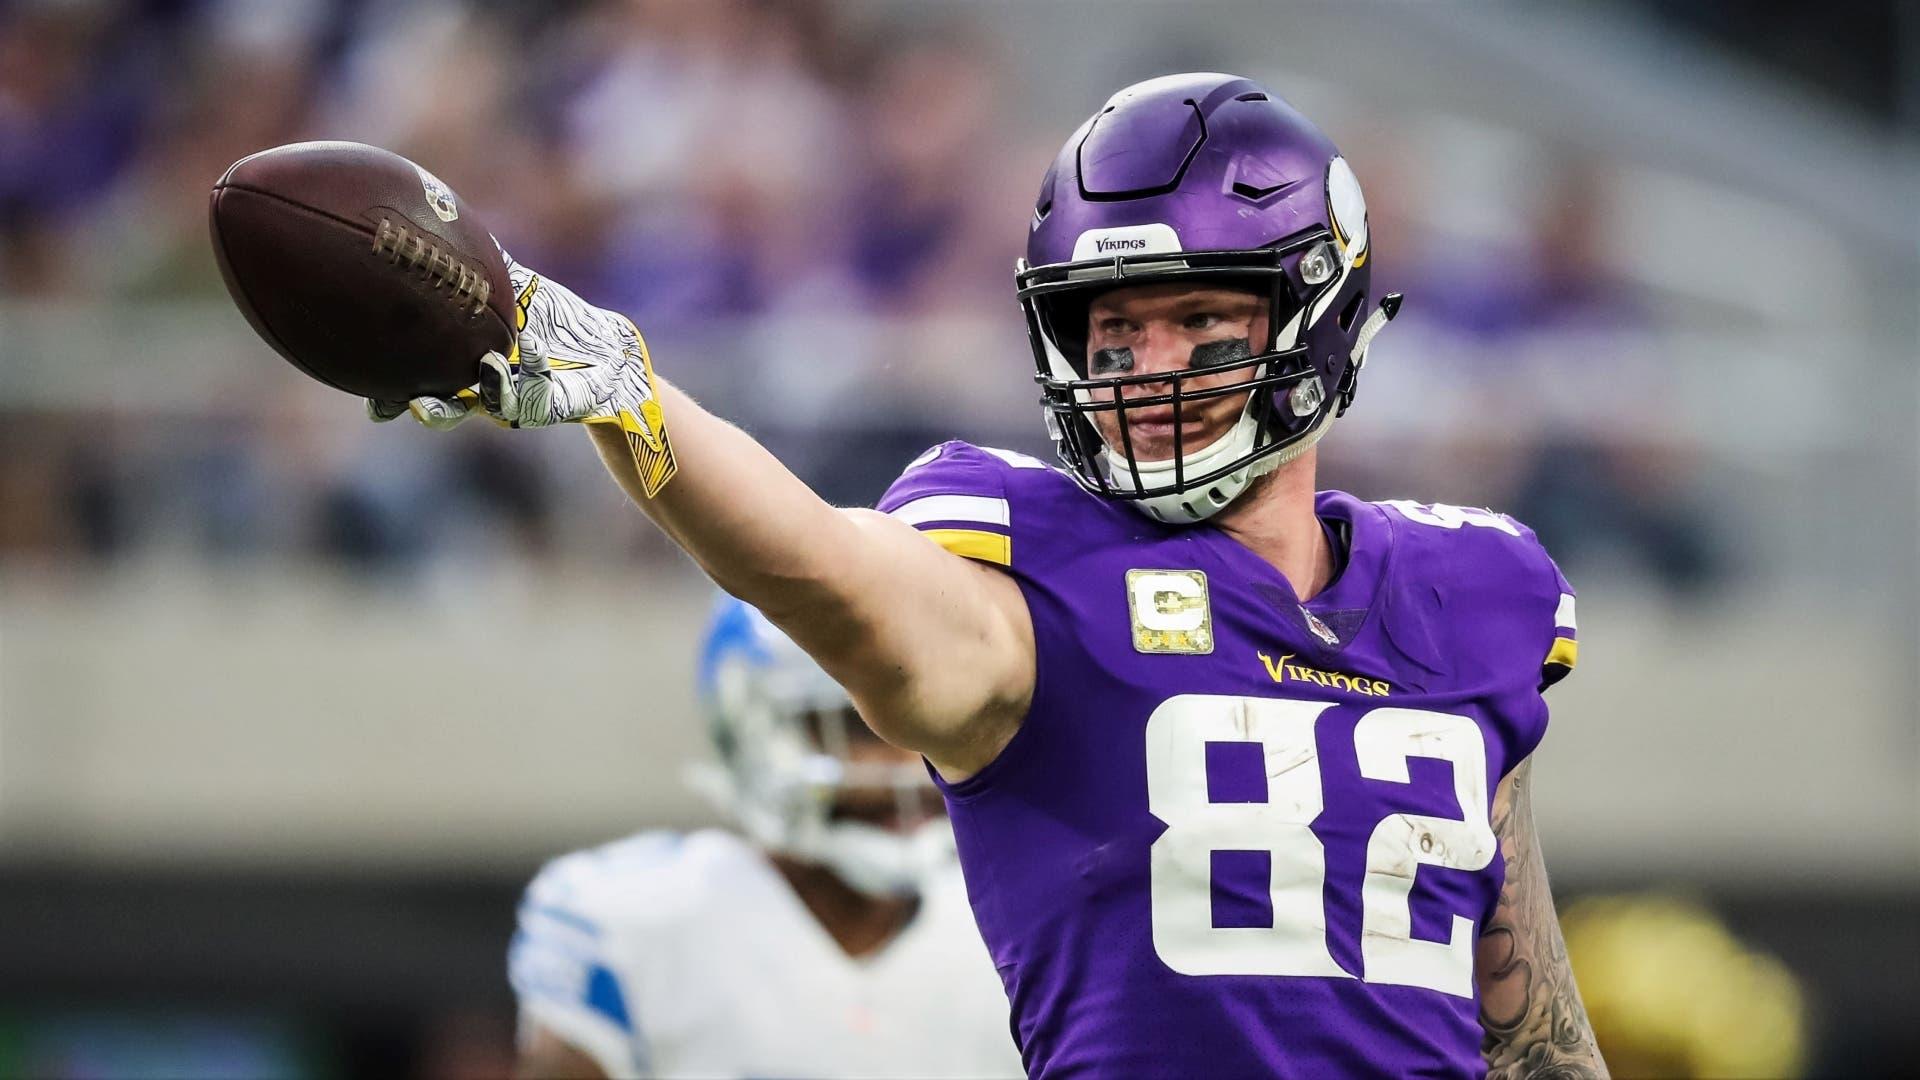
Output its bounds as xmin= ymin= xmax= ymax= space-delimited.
xmin=210 ymin=141 xmax=515 ymax=402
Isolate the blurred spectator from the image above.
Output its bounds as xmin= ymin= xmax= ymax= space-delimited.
xmin=545 ymin=0 xmax=858 ymax=325
xmin=1419 ymin=159 xmax=1642 ymax=341
xmin=89 ymin=8 xmax=323 ymax=300
xmin=0 ymin=0 xmax=1764 ymax=599
xmin=0 ymin=4 xmax=156 ymax=295
xmin=1383 ymin=155 xmax=1728 ymax=596
xmin=845 ymin=26 xmax=1008 ymax=311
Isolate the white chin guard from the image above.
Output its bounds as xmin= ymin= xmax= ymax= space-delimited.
xmin=1100 ymin=405 xmax=1336 ymax=524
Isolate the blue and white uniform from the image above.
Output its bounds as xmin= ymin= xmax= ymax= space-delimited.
xmin=510 ymin=829 xmax=1021 ymax=1079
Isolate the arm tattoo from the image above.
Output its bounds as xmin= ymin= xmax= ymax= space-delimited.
xmin=1477 ymin=761 xmax=1609 ymax=1079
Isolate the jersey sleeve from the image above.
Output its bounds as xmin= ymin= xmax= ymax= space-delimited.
xmin=1378 ymin=500 xmax=1580 ymax=696
xmin=508 ymin=844 xmax=658 ymax=1078
xmin=1472 ymin=506 xmax=1581 ymax=695
xmin=876 ymin=442 xmax=1034 ymax=568
xmin=1538 ymin=550 xmax=1578 ymax=692
xmin=1504 ymin=516 xmax=1578 ymax=693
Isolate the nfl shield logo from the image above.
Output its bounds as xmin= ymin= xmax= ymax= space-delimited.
xmin=415 ymin=166 xmax=459 ymax=223
xmin=1300 ymin=606 xmax=1340 ymax=647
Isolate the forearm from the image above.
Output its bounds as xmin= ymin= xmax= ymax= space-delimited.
xmin=587 ymin=378 xmax=865 ymax=630
xmin=1477 ymin=763 xmax=1608 ymax=1079
xmin=585 ymin=378 xmax=1031 ymax=763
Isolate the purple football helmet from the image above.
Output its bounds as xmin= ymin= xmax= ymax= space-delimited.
xmin=1017 ymin=72 xmax=1401 ymax=523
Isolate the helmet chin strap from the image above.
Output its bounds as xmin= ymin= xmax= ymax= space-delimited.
xmin=1102 ymin=399 xmax=1338 ymax=525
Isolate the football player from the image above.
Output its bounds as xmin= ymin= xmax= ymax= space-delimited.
xmin=379 ymin=74 xmax=1607 ymax=1078
xmin=509 ymin=595 xmax=1021 ymax=1078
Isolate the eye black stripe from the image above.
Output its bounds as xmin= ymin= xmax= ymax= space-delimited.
xmin=1189 ymin=337 xmax=1253 ymax=369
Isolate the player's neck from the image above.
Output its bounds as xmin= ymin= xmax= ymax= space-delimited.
xmin=768 ymin=852 xmax=920 ymax=960
xmin=1210 ymin=453 xmax=1335 ymax=603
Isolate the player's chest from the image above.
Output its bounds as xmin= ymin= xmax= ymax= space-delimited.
xmin=1032 ymin=553 xmax=1519 ymax=857
xmin=1043 ymin=530 xmax=1520 ymax=740
xmin=1029 ymin=645 xmax=1510 ymax=1003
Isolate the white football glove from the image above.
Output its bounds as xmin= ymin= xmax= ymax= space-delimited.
xmin=369 ymin=252 xmax=677 ymax=496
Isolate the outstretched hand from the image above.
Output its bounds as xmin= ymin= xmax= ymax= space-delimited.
xmin=367 ymin=251 xmax=677 ymax=495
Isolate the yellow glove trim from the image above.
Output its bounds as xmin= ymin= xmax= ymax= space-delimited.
xmin=515 ymin=275 xmax=540 ymax=331
xmin=580 ymin=316 xmax=676 ymax=497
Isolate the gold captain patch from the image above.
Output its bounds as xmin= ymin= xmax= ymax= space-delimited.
xmin=1127 ymin=569 xmax=1213 ymax=655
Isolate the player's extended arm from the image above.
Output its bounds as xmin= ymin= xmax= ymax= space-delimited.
xmin=584 ymin=379 xmax=1033 ymax=777
xmin=1476 ymin=760 xmax=1609 ymax=1079
xmin=518 ymin=1022 xmax=613 ymax=1080
xmin=380 ymin=257 xmax=1034 ymax=776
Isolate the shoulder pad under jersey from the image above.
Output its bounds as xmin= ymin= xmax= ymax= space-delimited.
xmin=877 ymin=441 xmax=1079 ymax=570
xmin=1375 ymin=499 xmax=1578 ymax=693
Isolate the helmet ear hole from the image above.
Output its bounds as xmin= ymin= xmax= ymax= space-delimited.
xmin=1339 ymin=291 xmax=1366 ymax=333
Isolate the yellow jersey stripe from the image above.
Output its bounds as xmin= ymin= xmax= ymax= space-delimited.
xmin=922 ymin=528 xmax=1011 ymax=566
xmin=1546 ymin=636 xmax=1578 ymax=670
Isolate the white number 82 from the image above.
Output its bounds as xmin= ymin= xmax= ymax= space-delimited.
xmin=1144 ymin=695 xmax=1496 ymax=998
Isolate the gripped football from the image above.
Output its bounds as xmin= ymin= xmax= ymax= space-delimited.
xmin=210 ymin=141 xmax=516 ymax=402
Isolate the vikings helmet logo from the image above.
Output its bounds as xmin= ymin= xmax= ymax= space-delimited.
xmin=1326 ymin=156 xmax=1368 ymax=268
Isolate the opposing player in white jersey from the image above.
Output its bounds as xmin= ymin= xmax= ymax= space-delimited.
xmin=508 ymin=596 xmax=1021 ymax=1079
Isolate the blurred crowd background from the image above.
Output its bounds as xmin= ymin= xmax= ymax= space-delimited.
xmin=1 ymin=0 xmax=1915 ymax=1076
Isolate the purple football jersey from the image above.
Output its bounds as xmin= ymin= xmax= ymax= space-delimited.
xmin=877 ymin=443 xmax=1578 ymax=1080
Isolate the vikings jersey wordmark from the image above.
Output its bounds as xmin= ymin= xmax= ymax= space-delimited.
xmin=878 ymin=443 xmax=1578 ymax=1080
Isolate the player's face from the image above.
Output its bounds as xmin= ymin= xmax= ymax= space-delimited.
xmin=1084 ymin=284 xmax=1270 ymax=462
